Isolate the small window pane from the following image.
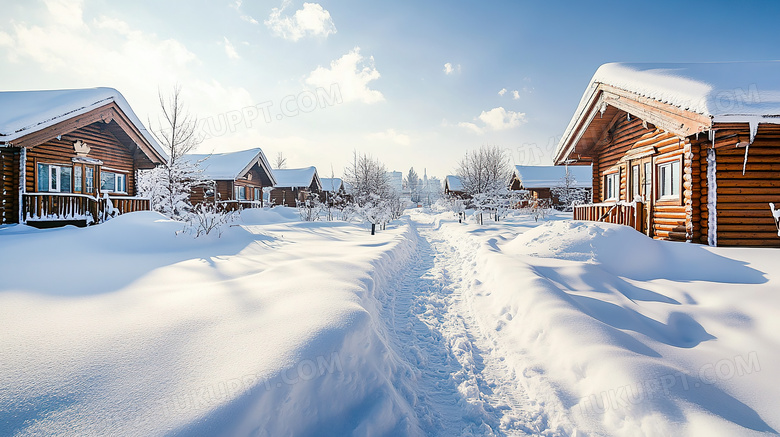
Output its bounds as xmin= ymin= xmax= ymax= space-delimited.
xmin=38 ymin=163 xmax=49 ymax=191
xmin=101 ymin=171 xmax=115 ymax=192
xmin=60 ymin=167 xmax=72 ymax=193
xmin=50 ymin=166 xmax=59 ymax=192
xmin=85 ymin=167 xmax=94 ymax=193
xmin=74 ymin=166 xmax=82 ymax=193
xmin=116 ymin=174 xmax=126 ymax=193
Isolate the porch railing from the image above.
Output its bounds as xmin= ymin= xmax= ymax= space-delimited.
xmin=574 ymin=201 xmax=644 ymax=233
xmin=215 ymin=200 xmax=262 ymax=211
xmin=22 ymin=193 xmax=150 ymax=225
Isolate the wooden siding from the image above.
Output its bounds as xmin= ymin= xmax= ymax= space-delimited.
xmin=26 ymin=122 xmax=138 ymax=196
xmin=591 ymin=114 xmax=687 ymax=241
xmin=691 ymin=123 xmax=780 ymax=247
xmin=0 ymin=148 xmax=20 ymax=224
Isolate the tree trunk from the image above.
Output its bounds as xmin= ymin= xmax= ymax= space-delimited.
xmin=371 ymin=223 xmax=376 ymax=235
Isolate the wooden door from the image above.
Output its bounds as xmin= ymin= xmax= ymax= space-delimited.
xmin=629 ymin=157 xmax=653 ymax=236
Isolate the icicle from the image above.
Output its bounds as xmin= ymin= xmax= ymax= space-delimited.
xmin=695 ymin=131 xmax=699 ymax=140
xmin=599 ymin=102 xmax=607 ymax=118
xmin=708 ymin=129 xmax=717 ymax=149
xmin=627 ymin=113 xmax=631 ymax=121
xmin=707 ymin=148 xmax=717 ymax=247
xmin=749 ymin=118 xmax=759 ymax=144
xmin=642 ymin=120 xmax=648 ymax=129
xmin=742 ymin=144 xmax=750 ymax=176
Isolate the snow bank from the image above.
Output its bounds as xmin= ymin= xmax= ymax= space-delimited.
xmin=433 ymin=215 xmax=780 ymax=436
xmin=0 ymin=211 xmax=423 ymax=436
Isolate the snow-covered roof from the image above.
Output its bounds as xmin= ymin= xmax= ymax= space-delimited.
xmin=513 ymin=165 xmax=592 ymax=189
xmin=320 ymin=177 xmax=343 ymax=192
xmin=273 ymin=166 xmax=321 ymax=190
xmin=445 ymin=175 xmax=464 ymax=192
xmin=556 ymin=61 xmax=780 ymax=162
xmin=184 ymin=148 xmax=275 ymax=185
xmin=0 ymin=87 xmax=166 ymax=161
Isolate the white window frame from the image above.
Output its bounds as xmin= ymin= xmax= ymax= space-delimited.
xmin=100 ymin=171 xmax=128 ymax=194
xmin=604 ymin=171 xmax=620 ymax=201
xmin=37 ymin=163 xmax=72 ymax=193
xmin=85 ymin=167 xmax=94 ymax=193
xmin=657 ymin=159 xmax=681 ymax=201
xmin=234 ymin=185 xmax=247 ymax=200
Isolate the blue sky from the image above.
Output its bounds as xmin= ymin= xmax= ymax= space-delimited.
xmin=2 ymin=0 xmax=779 ymax=179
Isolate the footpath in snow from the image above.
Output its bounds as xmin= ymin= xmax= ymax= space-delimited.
xmin=2 ymin=207 xmax=780 ymax=437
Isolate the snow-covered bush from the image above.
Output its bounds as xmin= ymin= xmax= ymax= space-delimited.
xmin=551 ymin=169 xmax=591 ymax=211
xmin=184 ymin=202 xmax=236 ymax=237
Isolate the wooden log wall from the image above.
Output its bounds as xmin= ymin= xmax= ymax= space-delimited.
xmin=0 ymin=147 xmax=20 ymax=224
xmin=693 ymin=123 xmax=780 ymax=247
xmin=26 ymin=122 xmax=139 ymax=196
xmin=595 ymin=114 xmax=687 ymax=241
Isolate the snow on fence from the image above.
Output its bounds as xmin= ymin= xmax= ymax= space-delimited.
xmin=574 ymin=201 xmax=644 ymax=233
xmin=22 ymin=193 xmax=150 ymax=224
xmin=215 ymin=200 xmax=261 ymax=211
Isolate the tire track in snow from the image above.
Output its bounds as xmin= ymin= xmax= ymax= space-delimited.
xmin=379 ymin=216 xmax=556 ymax=436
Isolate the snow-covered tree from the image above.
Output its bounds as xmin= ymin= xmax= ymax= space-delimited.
xmin=404 ymin=167 xmax=420 ymax=202
xmin=455 ymin=145 xmax=513 ymax=197
xmin=551 ymin=167 xmax=590 ymax=211
xmin=139 ymin=86 xmax=204 ymax=219
xmin=344 ymin=151 xmax=399 ymax=234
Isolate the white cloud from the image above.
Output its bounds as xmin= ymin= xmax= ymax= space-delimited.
xmin=498 ymin=88 xmax=507 ymax=96
xmin=457 ymin=121 xmax=483 ymax=134
xmin=265 ymin=0 xmax=336 ymax=41
xmin=305 ymin=47 xmax=383 ymax=104
xmin=223 ymin=37 xmax=240 ymax=59
xmin=0 ymin=1 xmax=255 ymax=127
xmin=231 ymin=0 xmax=259 ymax=25
xmin=443 ymin=62 xmax=461 ymax=75
xmin=477 ymin=107 xmax=526 ymax=130
xmin=512 ymin=90 xmax=520 ymax=100
xmin=366 ymin=129 xmax=410 ymax=146
xmin=456 ymin=107 xmax=526 ymax=134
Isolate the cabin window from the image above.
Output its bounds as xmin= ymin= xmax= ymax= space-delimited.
xmin=630 ymin=165 xmax=640 ymax=200
xmin=657 ymin=160 xmax=681 ymax=200
xmin=85 ymin=167 xmax=94 ymax=194
xmin=604 ymin=172 xmax=620 ymax=201
xmin=74 ymin=166 xmax=83 ymax=194
xmin=234 ymin=185 xmax=247 ymax=200
xmin=100 ymin=171 xmax=127 ymax=193
xmin=254 ymin=188 xmax=261 ymax=201
xmin=37 ymin=163 xmax=72 ymax=193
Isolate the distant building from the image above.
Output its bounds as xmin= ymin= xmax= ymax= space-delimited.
xmin=444 ymin=175 xmax=467 ymax=199
xmin=270 ymin=167 xmax=322 ymax=207
xmin=509 ymin=165 xmax=592 ymax=207
xmin=184 ymin=148 xmax=275 ymax=209
xmin=386 ymin=171 xmax=403 ymax=194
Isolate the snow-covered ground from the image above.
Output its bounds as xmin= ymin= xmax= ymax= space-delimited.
xmin=2 ymin=208 xmax=779 ymax=436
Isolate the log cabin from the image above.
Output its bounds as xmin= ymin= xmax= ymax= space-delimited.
xmin=183 ymin=148 xmax=275 ymax=210
xmin=509 ymin=165 xmax=592 ymax=208
xmin=0 ymin=88 xmax=167 ymax=227
xmin=555 ymin=62 xmax=780 ymax=247
xmin=269 ymin=167 xmax=322 ymax=207
xmin=444 ymin=175 xmax=467 ymax=199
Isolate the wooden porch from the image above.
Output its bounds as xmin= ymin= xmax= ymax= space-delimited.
xmin=22 ymin=193 xmax=150 ymax=226
xmin=574 ymin=201 xmax=645 ymax=234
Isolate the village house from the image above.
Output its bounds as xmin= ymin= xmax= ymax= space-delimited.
xmin=269 ymin=166 xmax=322 ymax=207
xmin=555 ymin=62 xmax=780 ymax=247
xmin=319 ymin=177 xmax=347 ymax=206
xmin=444 ymin=175 xmax=467 ymax=199
xmin=0 ymin=88 xmax=167 ymax=227
xmin=184 ymin=148 xmax=275 ymax=210
xmin=508 ymin=165 xmax=593 ymax=208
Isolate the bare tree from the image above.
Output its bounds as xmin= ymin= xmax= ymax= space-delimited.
xmin=139 ymin=86 xmax=203 ymax=218
xmin=274 ymin=152 xmax=287 ymax=169
xmin=455 ymin=145 xmax=513 ymax=196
